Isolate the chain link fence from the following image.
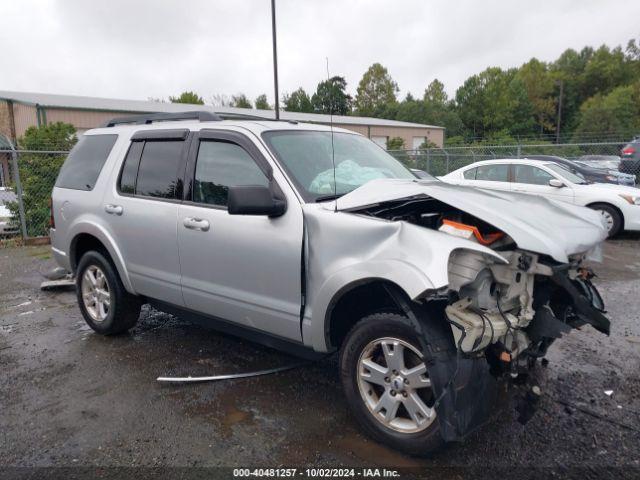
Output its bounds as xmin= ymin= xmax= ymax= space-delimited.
xmin=0 ymin=140 xmax=637 ymax=243
xmin=1 ymin=149 xmax=68 ymax=242
xmin=388 ymin=142 xmax=636 ymax=178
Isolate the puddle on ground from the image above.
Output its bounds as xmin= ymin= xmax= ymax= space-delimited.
xmin=185 ymin=393 xmax=256 ymax=438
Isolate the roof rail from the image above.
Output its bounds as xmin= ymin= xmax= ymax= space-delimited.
xmin=216 ymin=112 xmax=298 ymax=124
xmin=101 ymin=111 xmax=222 ymax=127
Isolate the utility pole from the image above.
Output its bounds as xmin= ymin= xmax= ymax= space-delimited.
xmin=555 ymin=79 xmax=564 ymax=144
xmin=271 ymin=0 xmax=280 ymax=120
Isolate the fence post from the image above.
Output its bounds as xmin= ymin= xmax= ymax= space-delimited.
xmin=444 ymin=150 xmax=450 ymax=173
xmin=426 ymin=149 xmax=431 ymax=174
xmin=10 ymin=150 xmax=28 ymax=240
xmin=516 ymin=144 xmax=522 ymax=159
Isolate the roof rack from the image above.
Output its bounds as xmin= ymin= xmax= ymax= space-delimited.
xmin=101 ymin=111 xmax=222 ymax=127
xmin=216 ymin=112 xmax=298 ymax=124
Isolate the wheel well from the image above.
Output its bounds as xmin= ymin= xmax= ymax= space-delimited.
xmin=70 ymin=233 xmax=109 ymax=272
xmin=326 ymin=279 xmax=408 ymax=350
xmin=586 ymin=202 xmax=624 ymax=229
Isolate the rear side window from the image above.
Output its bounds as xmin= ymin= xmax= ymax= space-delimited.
xmin=118 ymin=140 xmax=183 ymax=199
xmin=193 ymin=140 xmax=269 ymax=207
xmin=463 ymin=168 xmax=477 ymax=180
xmin=475 ymin=164 xmax=509 ymax=182
xmin=55 ymin=134 xmax=117 ymax=190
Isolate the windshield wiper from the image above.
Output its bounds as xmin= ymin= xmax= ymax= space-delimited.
xmin=315 ymin=194 xmax=343 ymax=202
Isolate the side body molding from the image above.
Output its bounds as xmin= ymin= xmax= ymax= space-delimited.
xmin=300 ymin=204 xmax=507 ymax=352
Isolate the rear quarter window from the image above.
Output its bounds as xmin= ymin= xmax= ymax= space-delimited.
xmin=55 ymin=134 xmax=118 ymax=190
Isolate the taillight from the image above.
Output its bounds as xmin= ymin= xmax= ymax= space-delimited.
xmin=49 ymin=197 xmax=55 ymax=229
xmin=622 ymin=146 xmax=636 ymax=156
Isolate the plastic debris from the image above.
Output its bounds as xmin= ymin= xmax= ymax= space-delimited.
xmin=604 ymin=390 xmax=614 ymax=396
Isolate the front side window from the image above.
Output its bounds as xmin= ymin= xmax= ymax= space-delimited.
xmin=262 ymin=131 xmax=415 ymax=201
xmin=55 ymin=134 xmax=117 ymax=190
xmin=134 ymin=140 xmax=183 ymax=198
xmin=193 ymin=140 xmax=269 ymax=207
xmin=546 ymin=163 xmax=588 ymax=184
xmin=513 ymin=165 xmax=554 ymax=185
xmin=475 ymin=164 xmax=509 ymax=182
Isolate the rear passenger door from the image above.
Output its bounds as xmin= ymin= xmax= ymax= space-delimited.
xmin=177 ymin=129 xmax=304 ymax=342
xmin=102 ymin=129 xmax=189 ymax=306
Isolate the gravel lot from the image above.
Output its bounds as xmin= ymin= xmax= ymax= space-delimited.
xmin=1 ymin=237 xmax=639 ymax=478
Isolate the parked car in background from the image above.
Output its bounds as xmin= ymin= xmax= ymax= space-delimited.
xmin=0 ymin=187 xmax=19 ymax=237
xmin=526 ymin=155 xmax=635 ymax=187
xmin=620 ymin=138 xmax=640 ymax=176
xmin=576 ymin=155 xmax=622 ymax=170
xmin=441 ymin=159 xmax=640 ymax=236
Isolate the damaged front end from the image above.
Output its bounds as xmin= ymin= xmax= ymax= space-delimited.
xmin=337 ymin=186 xmax=611 ymax=442
xmin=445 ymin=247 xmax=610 ymax=365
xmin=428 ymin=244 xmax=610 ymax=441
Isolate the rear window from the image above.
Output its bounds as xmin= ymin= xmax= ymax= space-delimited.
xmin=55 ymin=134 xmax=118 ymax=190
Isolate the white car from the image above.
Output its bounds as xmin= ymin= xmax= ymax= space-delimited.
xmin=0 ymin=187 xmax=19 ymax=237
xmin=440 ymin=158 xmax=640 ymax=237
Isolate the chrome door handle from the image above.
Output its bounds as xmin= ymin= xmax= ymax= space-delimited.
xmin=104 ymin=204 xmax=123 ymax=215
xmin=183 ymin=217 xmax=210 ymax=231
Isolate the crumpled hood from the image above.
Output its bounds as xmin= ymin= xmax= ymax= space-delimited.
xmin=335 ymin=178 xmax=607 ymax=263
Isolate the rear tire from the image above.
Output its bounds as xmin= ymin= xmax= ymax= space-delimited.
xmin=76 ymin=250 xmax=142 ymax=335
xmin=588 ymin=203 xmax=622 ymax=237
xmin=339 ymin=312 xmax=445 ymax=455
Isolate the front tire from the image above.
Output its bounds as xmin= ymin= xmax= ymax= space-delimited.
xmin=339 ymin=313 xmax=444 ymax=455
xmin=589 ymin=203 xmax=622 ymax=237
xmin=76 ymin=250 xmax=142 ymax=335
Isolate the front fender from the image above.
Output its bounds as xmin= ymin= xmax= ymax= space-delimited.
xmin=301 ymin=205 xmax=507 ymax=352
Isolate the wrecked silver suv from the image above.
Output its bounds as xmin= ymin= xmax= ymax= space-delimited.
xmin=50 ymin=112 xmax=610 ymax=455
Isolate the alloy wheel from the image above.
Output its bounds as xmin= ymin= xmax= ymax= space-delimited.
xmin=357 ymin=337 xmax=436 ymax=433
xmin=81 ymin=265 xmax=111 ymax=322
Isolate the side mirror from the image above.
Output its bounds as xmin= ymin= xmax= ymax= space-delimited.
xmin=549 ymin=178 xmax=564 ymax=188
xmin=227 ymin=185 xmax=286 ymax=217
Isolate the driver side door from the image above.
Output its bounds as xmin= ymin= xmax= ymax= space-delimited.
xmin=510 ymin=164 xmax=575 ymax=204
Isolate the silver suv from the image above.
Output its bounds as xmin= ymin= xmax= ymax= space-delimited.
xmin=51 ymin=111 xmax=611 ymax=455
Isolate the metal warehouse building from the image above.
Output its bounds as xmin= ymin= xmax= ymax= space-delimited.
xmin=0 ymin=91 xmax=444 ymax=150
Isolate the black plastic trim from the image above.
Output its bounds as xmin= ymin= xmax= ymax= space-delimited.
xmin=131 ymin=129 xmax=189 ymax=141
xmin=102 ymin=111 xmax=221 ymax=127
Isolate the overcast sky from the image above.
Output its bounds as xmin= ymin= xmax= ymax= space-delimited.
xmin=1 ymin=0 xmax=638 ymax=104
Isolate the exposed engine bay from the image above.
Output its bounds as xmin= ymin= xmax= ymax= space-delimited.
xmin=351 ymin=195 xmax=611 ymax=368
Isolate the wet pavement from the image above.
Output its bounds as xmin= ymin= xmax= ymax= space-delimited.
xmin=1 ymin=238 xmax=639 ymax=477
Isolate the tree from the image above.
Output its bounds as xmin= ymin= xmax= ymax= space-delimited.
xmin=312 ymin=76 xmax=352 ymax=115
xmin=455 ymin=67 xmax=533 ymax=138
xmin=386 ymin=137 xmax=405 ymax=150
xmin=283 ymin=88 xmax=314 ymax=113
xmin=169 ymin=91 xmax=204 ymax=105
xmin=254 ymin=94 xmax=271 ymax=110
xmin=418 ymin=139 xmax=438 ymax=149
xmin=231 ymin=94 xmax=252 ymax=109
xmin=423 ymin=79 xmax=448 ymax=105
xmin=354 ymin=63 xmax=399 ymax=117
xmin=517 ymin=59 xmax=556 ymax=133
xmin=573 ymin=83 xmax=640 ymax=141
xmin=10 ymin=122 xmax=78 ymax=236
